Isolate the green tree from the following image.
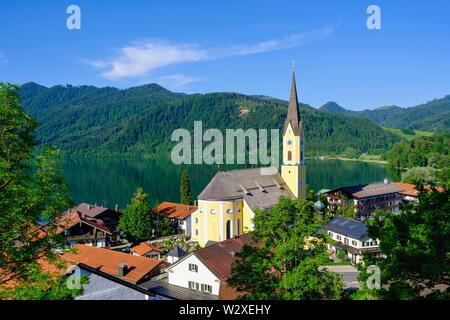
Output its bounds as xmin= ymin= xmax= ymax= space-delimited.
xmin=401 ymin=167 xmax=437 ymax=184
xmin=151 ymin=210 xmax=174 ymax=238
xmin=358 ymin=184 xmax=450 ymax=299
xmin=342 ymin=147 xmax=359 ymax=159
xmin=119 ymin=187 xmax=152 ymax=241
xmin=335 ymin=203 xmax=356 ymax=219
xmin=0 ymin=82 xmax=79 ymax=299
xmin=180 ymin=169 xmax=192 ymax=205
xmin=228 ymin=197 xmax=343 ymax=300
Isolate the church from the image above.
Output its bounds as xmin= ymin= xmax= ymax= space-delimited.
xmin=190 ymin=70 xmax=306 ymax=247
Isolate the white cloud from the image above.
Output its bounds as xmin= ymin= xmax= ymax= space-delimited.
xmin=87 ymin=25 xmax=337 ymax=81
xmin=95 ymin=42 xmax=208 ymax=80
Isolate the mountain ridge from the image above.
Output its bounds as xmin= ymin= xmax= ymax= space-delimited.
xmin=318 ymin=96 xmax=450 ymax=132
xmin=19 ymin=82 xmax=402 ymax=157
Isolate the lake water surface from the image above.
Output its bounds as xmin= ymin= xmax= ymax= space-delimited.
xmin=60 ymin=158 xmax=397 ymax=208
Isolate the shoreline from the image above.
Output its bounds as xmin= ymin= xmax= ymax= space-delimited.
xmin=311 ymin=156 xmax=387 ymax=165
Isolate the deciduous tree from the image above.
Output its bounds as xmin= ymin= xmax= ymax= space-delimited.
xmin=0 ymin=82 xmax=79 ymax=299
xmin=228 ymin=197 xmax=344 ymax=299
xmin=358 ymin=184 xmax=450 ymax=299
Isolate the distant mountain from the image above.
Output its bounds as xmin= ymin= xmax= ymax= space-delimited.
xmin=19 ymin=83 xmax=399 ymax=157
xmin=319 ymin=102 xmax=353 ymax=115
xmin=318 ymin=96 xmax=450 ymax=132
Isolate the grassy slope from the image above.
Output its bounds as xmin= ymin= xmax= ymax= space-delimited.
xmin=382 ymin=127 xmax=434 ymax=141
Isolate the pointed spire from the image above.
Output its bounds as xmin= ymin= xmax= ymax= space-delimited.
xmin=284 ymin=69 xmax=301 ymax=135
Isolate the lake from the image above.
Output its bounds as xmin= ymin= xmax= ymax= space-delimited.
xmin=60 ymin=158 xmax=398 ymax=209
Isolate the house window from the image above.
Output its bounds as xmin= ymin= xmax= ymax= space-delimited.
xmin=237 ymin=218 xmax=241 ymax=236
xmin=226 ymin=220 xmax=231 ymax=240
xmin=210 ymin=208 xmax=217 ymax=215
xmin=195 ymin=217 xmax=198 ymax=224
xmin=201 ymin=284 xmax=212 ymax=293
xmin=188 ymin=263 xmax=198 ymax=272
xmin=301 ymin=151 xmax=304 ymax=162
xmin=188 ymin=281 xmax=200 ymax=291
xmin=328 ymin=231 xmax=333 ymax=237
xmin=337 ymin=235 xmax=341 ymax=240
xmin=344 ymin=238 xmax=349 ymax=245
xmin=352 ymin=240 xmax=357 ymax=246
xmin=195 ymin=229 xmax=198 ymax=236
xmin=226 ymin=208 xmax=233 ymax=214
xmin=287 ymin=151 xmax=292 ymax=161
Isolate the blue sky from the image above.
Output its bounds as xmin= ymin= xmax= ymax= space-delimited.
xmin=0 ymin=0 xmax=449 ymax=110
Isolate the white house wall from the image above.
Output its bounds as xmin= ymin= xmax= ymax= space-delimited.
xmin=167 ymin=254 xmax=220 ymax=296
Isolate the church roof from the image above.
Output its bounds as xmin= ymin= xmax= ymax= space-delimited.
xmin=283 ymin=70 xmax=302 ymax=135
xmin=197 ymin=167 xmax=294 ymax=210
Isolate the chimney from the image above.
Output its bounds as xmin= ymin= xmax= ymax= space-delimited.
xmin=384 ymin=178 xmax=390 ymax=185
xmin=118 ymin=263 xmax=127 ymax=278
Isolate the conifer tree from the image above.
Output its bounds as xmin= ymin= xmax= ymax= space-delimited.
xmin=180 ymin=169 xmax=192 ymax=205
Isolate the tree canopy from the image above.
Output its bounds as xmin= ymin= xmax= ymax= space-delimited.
xmin=119 ymin=187 xmax=152 ymax=242
xmin=228 ymin=197 xmax=344 ymax=299
xmin=358 ymin=184 xmax=450 ymax=299
xmin=180 ymin=169 xmax=192 ymax=205
xmin=0 ymin=82 xmax=80 ymax=299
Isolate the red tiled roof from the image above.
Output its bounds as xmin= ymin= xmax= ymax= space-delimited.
xmin=219 ymin=282 xmax=243 ymax=300
xmin=62 ymin=244 xmax=162 ymax=284
xmin=55 ymin=210 xmax=112 ymax=235
xmin=391 ymin=182 xmax=419 ymax=197
xmin=131 ymin=242 xmax=162 ymax=256
xmin=157 ymin=202 xmax=197 ymax=220
xmin=391 ymin=182 xmax=444 ymax=197
xmin=71 ymin=203 xmax=110 ymax=218
xmin=194 ymin=235 xmax=254 ymax=281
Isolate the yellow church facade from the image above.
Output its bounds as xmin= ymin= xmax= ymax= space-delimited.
xmin=191 ymin=70 xmax=306 ymax=247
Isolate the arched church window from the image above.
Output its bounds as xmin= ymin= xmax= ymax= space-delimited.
xmin=226 ymin=220 xmax=231 ymax=239
xmin=287 ymin=151 xmax=292 ymax=161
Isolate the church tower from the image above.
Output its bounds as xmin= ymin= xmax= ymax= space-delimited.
xmin=281 ymin=69 xmax=306 ymax=199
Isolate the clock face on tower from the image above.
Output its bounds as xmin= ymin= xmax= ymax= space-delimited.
xmin=287 ymin=139 xmax=293 ymax=145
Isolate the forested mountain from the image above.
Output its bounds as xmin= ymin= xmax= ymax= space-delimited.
xmin=318 ymin=96 xmax=450 ymax=132
xmin=19 ymin=82 xmax=399 ymax=157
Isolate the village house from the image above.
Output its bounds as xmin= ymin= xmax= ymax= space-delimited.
xmin=192 ymin=71 xmax=306 ymax=247
xmin=131 ymin=242 xmax=162 ymax=260
xmin=166 ymin=245 xmax=187 ymax=264
xmin=59 ymin=244 xmax=174 ymax=300
xmin=322 ymin=216 xmax=381 ymax=264
xmin=63 ymin=244 xmax=165 ymax=285
xmin=391 ymin=182 xmax=444 ymax=203
xmin=56 ymin=203 xmax=121 ymax=248
xmin=326 ymin=179 xmax=403 ymax=220
xmin=165 ymin=235 xmax=253 ymax=299
xmin=156 ymin=202 xmax=198 ymax=238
